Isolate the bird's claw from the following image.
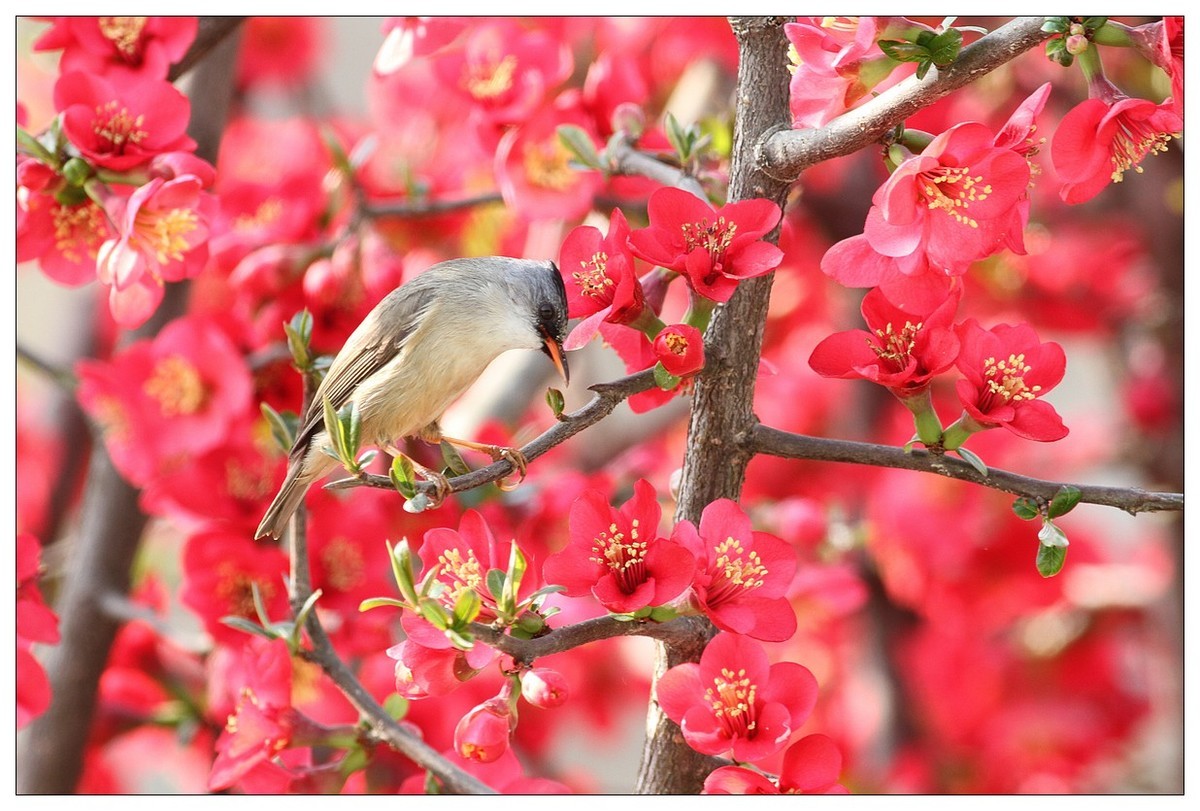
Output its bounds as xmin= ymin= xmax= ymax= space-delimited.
xmin=422 ymin=467 xmax=452 ymax=508
xmin=491 ymin=446 xmax=527 ymax=492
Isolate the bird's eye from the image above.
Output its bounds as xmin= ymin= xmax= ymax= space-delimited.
xmin=538 ymin=302 xmax=555 ymax=322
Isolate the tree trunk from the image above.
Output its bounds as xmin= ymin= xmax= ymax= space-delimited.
xmin=635 ymin=16 xmax=795 ymax=794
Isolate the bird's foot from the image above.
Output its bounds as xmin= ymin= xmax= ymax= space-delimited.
xmin=439 ymin=435 xmax=528 ymax=492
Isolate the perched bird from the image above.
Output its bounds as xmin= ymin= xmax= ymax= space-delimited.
xmin=255 ymin=256 xmax=569 ymax=540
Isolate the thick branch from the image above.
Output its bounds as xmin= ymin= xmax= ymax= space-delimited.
xmin=759 ymin=16 xmax=1050 ymax=181
xmin=167 ymin=17 xmax=247 ymax=82
xmin=324 ymin=369 xmax=657 ymax=496
xmin=752 ymin=425 xmax=1184 ymax=515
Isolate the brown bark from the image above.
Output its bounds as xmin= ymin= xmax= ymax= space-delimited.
xmin=634 ymin=17 xmax=796 ymax=794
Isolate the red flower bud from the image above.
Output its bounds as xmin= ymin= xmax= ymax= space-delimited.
xmin=453 ymin=697 xmax=513 ymax=763
xmin=520 ymin=668 xmax=569 ymax=709
xmin=653 ymin=324 xmax=705 ymax=377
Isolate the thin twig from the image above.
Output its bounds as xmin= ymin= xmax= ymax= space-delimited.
xmin=759 ymin=16 xmax=1051 ymax=181
xmin=361 ymin=192 xmax=504 ymax=219
xmin=469 ymin=614 xmax=710 ymax=664
xmin=167 ymin=17 xmax=247 ymax=82
xmin=606 ymin=134 xmax=708 ymax=200
xmin=752 ymin=424 xmax=1184 ymax=515
xmin=324 ymin=368 xmax=659 ymax=496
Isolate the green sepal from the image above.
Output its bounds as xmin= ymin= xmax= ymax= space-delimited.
xmin=653 ymin=362 xmax=681 ymax=391
xmin=61 ymin=157 xmax=92 ymax=187
xmin=1011 ymin=497 xmax=1041 ymax=521
xmin=1047 ymin=485 xmax=1083 ymax=519
xmin=383 ymin=693 xmax=409 ymax=721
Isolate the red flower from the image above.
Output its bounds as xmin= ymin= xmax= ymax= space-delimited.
xmin=495 ymin=94 xmax=603 ymax=222
xmin=454 ymin=695 xmax=515 ymax=764
xmin=414 ymin=510 xmax=522 ymax=625
xmin=628 ymin=187 xmax=784 ymax=302
xmin=17 ymin=533 xmax=59 ymax=729
xmin=653 ymin=323 xmax=705 ymax=377
xmin=559 ymin=207 xmax=645 ymax=350
xmin=808 ymin=285 xmax=960 ymax=397
xmin=657 ymin=633 xmax=818 ymax=762
xmin=704 ymin=734 xmax=847 ymax=794
xmin=542 ymin=479 xmax=696 ymax=614
xmin=34 ymin=17 xmax=198 ymax=83
xmin=208 ymin=638 xmax=298 ymax=791
xmin=1051 ymin=94 xmax=1182 ymax=205
xmin=953 ymin=319 xmax=1068 ymax=442
xmin=54 ymin=72 xmax=195 ymax=171
xmin=181 ymin=530 xmax=290 ymax=645
xmin=520 ymin=668 xmax=569 ymax=709
xmin=670 ymin=499 xmax=798 ymax=642
xmin=97 ymin=175 xmax=214 ymax=326
xmin=597 ymin=322 xmax=681 ymax=413
xmin=235 ymin=17 xmax=326 ymax=90
xmin=17 ymin=194 xmax=115 ymax=287
xmin=386 ymin=639 xmax=491 ymax=700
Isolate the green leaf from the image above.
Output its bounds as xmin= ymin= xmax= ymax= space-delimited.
xmin=285 ymin=310 xmax=314 ymax=368
xmin=404 ymin=492 xmax=431 ymax=513
xmin=915 ymin=59 xmax=934 ymax=80
xmin=219 ymin=616 xmax=279 ymax=640
xmin=439 ymin=441 xmax=471 ymax=477
xmin=446 ymin=629 xmax=475 ymax=651
xmin=453 ymin=587 xmax=482 ymax=625
xmin=390 ymin=455 xmax=417 ymax=498
xmin=1045 ymin=37 xmax=1075 ymax=67
xmin=648 ymin=605 xmax=679 ymax=622
xmin=557 ymin=124 xmax=601 ymax=170
xmin=653 ymin=362 xmax=681 ymax=391
xmin=261 ymin=402 xmax=297 ymax=453
xmin=359 ymin=596 xmax=408 ymax=612
xmin=545 ymin=387 xmax=566 ymax=419
xmin=927 ymin=28 xmax=963 ymax=66
xmin=1041 ymin=17 xmax=1070 ymax=34
xmin=17 ymin=125 xmax=58 ymax=166
xmin=383 ymin=693 xmax=410 ymax=721
xmin=878 ymin=39 xmax=930 ymax=63
xmin=388 ymin=539 xmax=420 ymax=605
xmin=322 ymin=396 xmax=344 ymax=459
xmin=486 ymin=568 xmax=507 ymax=602
xmin=1038 ymin=519 xmax=1069 ymax=548
xmin=1082 ymin=16 xmax=1108 ymax=30
xmin=505 ymin=544 xmax=528 ymax=612
xmin=954 ymin=446 xmax=989 ymax=477
xmin=1012 ymin=497 xmax=1041 ymax=521
xmin=1047 ymin=485 xmax=1083 ymax=519
xmin=417 ymin=562 xmax=444 ymax=598
xmin=346 ymin=403 xmax=362 ymax=460
xmin=290 ymin=588 xmax=323 ymax=649
xmin=1036 ymin=541 xmax=1068 ymax=577
xmin=61 ymin=157 xmax=92 ymax=186
xmin=419 ymin=600 xmax=451 ymax=630
xmin=664 ymin=112 xmax=693 ymax=160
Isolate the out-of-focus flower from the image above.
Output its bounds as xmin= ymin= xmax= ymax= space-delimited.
xmin=17 ymin=533 xmax=60 ymax=729
xmin=235 ymin=17 xmax=326 ymax=90
xmin=34 ymin=17 xmax=198 ymax=83
xmin=374 ymin=17 xmax=466 ymax=75
xmin=180 ymin=530 xmax=290 ymax=645
xmin=703 ymin=733 xmax=848 ymax=794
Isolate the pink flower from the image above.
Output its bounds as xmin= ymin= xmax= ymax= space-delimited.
xmin=520 ymin=668 xmax=569 ymax=709
xmin=181 ymin=530 xmax=290 ymax=646
xmin=629 ymin=187 xmax=784 ymax=303
xmin=1051 ymin=94 xmax=1182 ymax=205
xmin=953 ymin=319 xmax=1068 ymax=442
xmin=17 ymin=194 xmax=114 ymax=287
xmin=96 ymin=175 xmax=214 ymax=326
xmin=235 ymin=17 xmax=326 ymax=90
xmin=34 ymin=17 xmax=198 ymax=83
xmin=670 ymin=499 xmax=797 ymax=642
xmin=454 ymin=695 xmax=515 ymax=763
xmin=559 ymin=207 xmax=645 ymax=350
xmin=808 ymin=285 xmax=961 ymax=397
xmin=543 ymin=479 xmax=696 ymax=614
xmin=374 ymin=17 xmax=466 ymax=75
xmin=653 ymin=323 xmax=705 ymax=377
xmin=704 ymin=734 xmax=848 ymax=794
xmin=54 ymin=72 xmax=195 ymax=171
xmin=17 ymin=533 xmax=59 ymax=729
xmin=597 ymin=322 xmax=682 ymax=414
xmin=657 ymin=633 xmax=819 ymax=762
xmin=387 ymin=639 xmax=490 ymax=700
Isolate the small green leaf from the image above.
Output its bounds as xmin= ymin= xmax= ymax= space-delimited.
xmin=1041 ymin=17 xmax=1070 ymax=34
xmin=359 ymin=596 xmax=408 ymax=612
xmin=417 ymin=562 xmax=444 ymax=598
xmin=261 ymin=402 xmax=298 ymax=453
xmin=545 ymin=387 xmax=566 ymax=419
xmin=322 ymin=396 xmax=344 ymax=459
xmin=486 ymin=568 xmax=507 ymax=602
xmin=1082 ymin=16 xmax=1108 ymax=30
xmin=1045 ymin=38 xmax=1075 ymax=67
xmin=446 ymin=629 xmax=475 ymax=651
xmin=419 ymin=600 xmax=451 ymax=630
xmin=1012 ymin=497 xmax=1041 ymax=521
xmin=388 ymin=539 xmax=420 ymax=605
xmin=390 ymin=455 xmax=417 ymax=498
xmin=61 ymin=157 xmax=92 ymax=186
xmin=1047 ymin=485 xmax=1083 ymax=519
xmin=523 ymin=584 xmax=566 ymax=605
xmin=453 ymin=588 xmax=482 ymax=625
xmin=954 ymin=446 xmax=989 ymax=477
xmin=557 ymin=124 xmax=601 ymax=170
xmin=440 ymin=441 xmax=471 ymax=477
xmin=653 ymin=362 xmax=681 ymax=391
xmin=17 ymin=125 xmax=58 ymax=166
xmin=1038 ymin=519 xmax=1069 ymax=548
xmin=219 ymin=616 xmax=279 ymax=640
xmin=290 ymin=588 xmax=323 ymax=649
xmin=664 ymin=112 xmax=693 ymax=160
xmin=404 ymin=492 xmax=431 ymax=513
xmin=346 ymin=403 xmax=362 ymax=460
xmin=285 ymin=310 xmax=314 ymax=368
xmin=927 ymin=28 xmax=963 ymax=66
xmin=504 ymin=544 xmax=528 ymax=614
xmin=878 ymin=39 xmax=929 ymax=63
xmin=915 ymin=59 xmax=934 ymax=80
xmin=1036 ymin=542 xmax=1068 ymax=578
xmin=648 ymin=606 xmax=679 ymax=622
xmin=383 ymin=693 xmax=409 ymax=721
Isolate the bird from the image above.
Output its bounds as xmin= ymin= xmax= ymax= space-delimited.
xmin=255 ymin=256 xmax=570 ymax=540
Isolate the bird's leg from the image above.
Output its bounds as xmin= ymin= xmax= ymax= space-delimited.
xmin=437 ymin=435 xmax=528 ymax=492
xmin=383 ymin=442 xmax=451 ymax=508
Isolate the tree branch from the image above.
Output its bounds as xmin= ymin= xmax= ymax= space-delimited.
xmin=469 ymin=614 xmax=710 ymax=664
xmin=324 ymin=368 xmax=658 ymax=497
xmin=606 ymin=134 xmax=708 ymax=199
xmin=752 ymin=424 xmax=1184 ymax=515
xmin=167 ymin=17 xmax=247 ymax=82
xmin=758 ymin=16 xmax=1050 ymax=181
xmin=361 ymin=192 xmax=504 ymax=219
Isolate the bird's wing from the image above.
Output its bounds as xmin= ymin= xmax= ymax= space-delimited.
xmin=289 ymin=283 xmax=438 ymax=461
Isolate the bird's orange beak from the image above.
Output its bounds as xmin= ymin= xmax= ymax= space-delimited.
xmin=541 ymin=331 xmax=570 ymax=385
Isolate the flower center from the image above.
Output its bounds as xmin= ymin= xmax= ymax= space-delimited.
xmin=234 ymin=198 xmax=284 ymax=232
xmin=135 ymin=206 xmax=200 ymax=265
xmin=706 ymin=536 xmax=767 ymax=605
xmin=144 ymin=354 xmax=208 ymax=417
xmin=868 ymin=320 xmax=922 ymax=372
xmin=663 ymin=333 xmax=691 ymax=357
xmin=681 ymin=217 xmax=737 ymax=264
xmin=463 ymin=54 xmax=517 ymax=100
xmin=589 ymin=519 xmax=648 ymax=594
xmin=522 ymin=139 xmax=575 ymax=191
xmin=979 ymin=353 xmax=1042 ymax=411
xmin=225 ymin=688 xmax=291 ymax=755
xmin=320 ymin=537 xmax=366 ymax=592
xmin=437 ymin=548 xmax=489 ymax=613
xmin=98 ymin=17 xmax=148 ymax=60
xmin=51 ymin=200 xmax=107 ymax=263
xmin=92 ymin=100 xmax=149 ymax=152
xmin=573 ymin=251 xmax=615 ymax=299
xmin=217 ymin=566 xmax=274 ymax=620
xmin=920 ymin=166 xmax=990 ymax=227
xmin=225 ymin=459 xmax=273 ymax=502
xmin=1109 ymin=116 xmax=1176 ymax=182
xmin=705 ymin=666 xmax=759 ymax=739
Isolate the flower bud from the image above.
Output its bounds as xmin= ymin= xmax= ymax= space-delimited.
xmin=453 ymin=697 xmax=513 ymax=763
xmin=520 ymin=668 xmax=569 ymax=709
xmin=61 ymin=157 xmax=93 ymax=187
xmin=610 ymin=102 xmax=645 ymax=138
xmin=1065 ymin=34 xmax=1090 ymax=55
xmin=150 ymin=152 xmax=217 ymax=189
xmin=653 ymin=324 xmax=705 ymax=377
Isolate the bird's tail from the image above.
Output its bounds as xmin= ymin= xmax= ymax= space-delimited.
xmin=255 ymin=466 xmax=310 ymax=540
